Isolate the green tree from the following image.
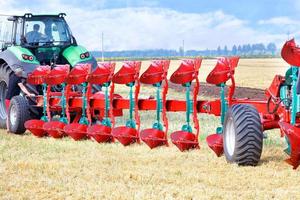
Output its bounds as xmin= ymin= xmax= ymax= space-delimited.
xmin=267 ymin=43 xmax=277 ymax=55
xmin=232 ymin=45 xmax=237 ymax=55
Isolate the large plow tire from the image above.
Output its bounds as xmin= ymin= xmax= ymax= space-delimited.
xmin=223 ymin=104 xmax=263 ymax=166
xmin=0 ymin=63 xmax=12 ymax=128
xmin=8 ymin=96 xmax=30 ymax=134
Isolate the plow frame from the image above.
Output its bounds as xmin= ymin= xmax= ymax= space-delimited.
xmin=24 ymin=40 xmax=300 ymax=169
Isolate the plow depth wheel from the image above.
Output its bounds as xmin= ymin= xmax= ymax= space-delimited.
xmin=223 ymin=104 xmax=263 ymax=166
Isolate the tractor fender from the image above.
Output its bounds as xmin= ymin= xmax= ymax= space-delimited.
xmin=0 ymin=46 xmax=40 ymax=77
xmin=62 ymin=45 xmax=97 ymax=69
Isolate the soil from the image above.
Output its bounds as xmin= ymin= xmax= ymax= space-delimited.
xmin=168 ymin=81 xmax=266 ymax=99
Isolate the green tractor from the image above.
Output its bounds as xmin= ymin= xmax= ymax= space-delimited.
xmin=0 ymin=13 xmax=97 ymax=131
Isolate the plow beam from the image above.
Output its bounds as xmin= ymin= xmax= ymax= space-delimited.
xmin=170 ymin=58 xmax=202 ymax=151
xmin=86 ymin=62 xmax=116 ymax=143
xmin=205 ymin=57 xmax=239 ymax=156
xmin=111 ymin=61 xmax=141 ymax=146
xmin=140 ymin=60 xmax=170 ymax=149
xmin=25 ymin=65 xmax=51 ymax=137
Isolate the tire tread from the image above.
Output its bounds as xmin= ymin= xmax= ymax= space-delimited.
xmin=224 ymin=104 xmax=263 ymax=166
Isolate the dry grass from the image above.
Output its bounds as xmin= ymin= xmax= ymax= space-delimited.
xmin=0 ymin=129 xmax=299 ymax=200
xmin=1 ymin=58 xmax=299 ymax=200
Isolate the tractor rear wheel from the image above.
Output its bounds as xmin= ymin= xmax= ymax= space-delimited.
xmin=223 ymin=104 xmax=263 ymax=166
xmin=8 ymin=96 xmax=30 ymax=134
xmin=0 ymin=63 xmax=12 ymax=128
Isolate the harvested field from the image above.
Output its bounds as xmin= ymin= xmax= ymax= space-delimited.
xmin=0 ymin=129 xmax=299 ymax=200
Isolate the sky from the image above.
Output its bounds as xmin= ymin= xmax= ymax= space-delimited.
xmin=0 ymin=0 xmax=299 ymax=51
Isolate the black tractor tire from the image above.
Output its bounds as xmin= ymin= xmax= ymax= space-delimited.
xmin=223 ymin=104 xmax=263 ymax=166
xmin=8 ymin=96 xmax=30 ymax=134
xmin=0 ymin=63 xmax=12 ymax=128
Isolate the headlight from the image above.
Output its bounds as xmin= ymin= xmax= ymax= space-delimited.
xmin=22 ymin=54 xmax=34 ymax=61
xmin=80 ymin=52 xmax=90 ymax=59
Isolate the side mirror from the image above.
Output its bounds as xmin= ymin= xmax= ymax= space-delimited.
xmin=72 ymin=36 xmax=77 ymax=45
xmin=7 ymin=16 xmax=16 ymax=21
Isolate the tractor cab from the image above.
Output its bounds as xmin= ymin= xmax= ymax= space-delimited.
xmin=0 ymin=13 xmax=96 ymax=70
xmin=22 ymin=13 xmax=74 ymax=65
xmin=2 ymin=13 xmax=75 ymax=65
xmin=0 ymin=13 xmax=96 ymax=131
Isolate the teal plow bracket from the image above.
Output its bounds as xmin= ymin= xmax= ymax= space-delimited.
xmin=79 ymin=82 xmax=89 ymax=125
xmin=152 ymin=82 xmax=163 ymax=131
xmin=125 ymin=82 xmax=136 ymax=129
xmin=101 ymin=82 xmax=112 ymax=127
xmin=215 ymin=83 xmax=228 ymax=134
xmin=291 ymin=66 xmax=298 ymax=125
xmin=41 ymin=83 xmax=49 ymax=122
xmin=181 ymin=82 xmax=193 ymax=133
xmin=59 ymin=83 xmax=68 ymax=124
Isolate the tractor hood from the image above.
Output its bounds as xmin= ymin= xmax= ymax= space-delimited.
xmin=62 ymin=45 xmax=97 ymax=68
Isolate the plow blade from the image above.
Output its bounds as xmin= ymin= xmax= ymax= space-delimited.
xmin=140 ymin=128 xmax=167 ymax=149
xmin=112 ymin=126 xmax=138 ymax=146
xmin=27 ymin=65 xmax=51 ymax=85
xmin=45 ymin=65 xmax=69 ymax=85
xmin=43 ymin=121 xmax=66 ymax=138
xmin=64 ymin=123 xmax=87 ymax=141
xmin=170 ymin=131 xmax=199 ymax=151
xmin=206 ymin=57 xmax=239 ymax=85
xmin=112 ymin=63 xmax=137 ymax=84
xmin=170 ymin=60 xmax=196 ymax=84
xmin=281 ymin=39 xmax=300 ymax=67
xmin=87 ymin=124 xmax=112 ymax=143
xmin=25 ymin=120 xmax=47 ymax=137
xmin=206 ymin=134 xmax=223 ymax=157
xmin=278 ymin=122 xmax=300 ymax=169
xmin=140 ymin=61 xmax=166 ymax=84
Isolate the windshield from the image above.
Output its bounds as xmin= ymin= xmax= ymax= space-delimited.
xmin=23 ymin=16 xmax=71 ymax=46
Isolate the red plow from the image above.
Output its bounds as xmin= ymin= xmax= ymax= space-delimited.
xmin=23 ymin=39 xmax=300 ymax=169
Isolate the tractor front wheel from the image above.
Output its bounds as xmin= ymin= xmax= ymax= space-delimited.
xmin=8 ymin=96 xmax=30 ymax=134
xmin=223 ymin=104 xmax=263 ymax=166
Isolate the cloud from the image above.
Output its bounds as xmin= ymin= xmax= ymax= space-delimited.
xmin=65 ymin=8 xmax=287 ymax=51
xmin=0 ymin=1 xmax=290 ymax=51
xmin=258 ymin=17 xmax=299 ymax=26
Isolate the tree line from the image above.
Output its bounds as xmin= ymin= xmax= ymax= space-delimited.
xmin=92 ymin=42 xmax=277 ymax=58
